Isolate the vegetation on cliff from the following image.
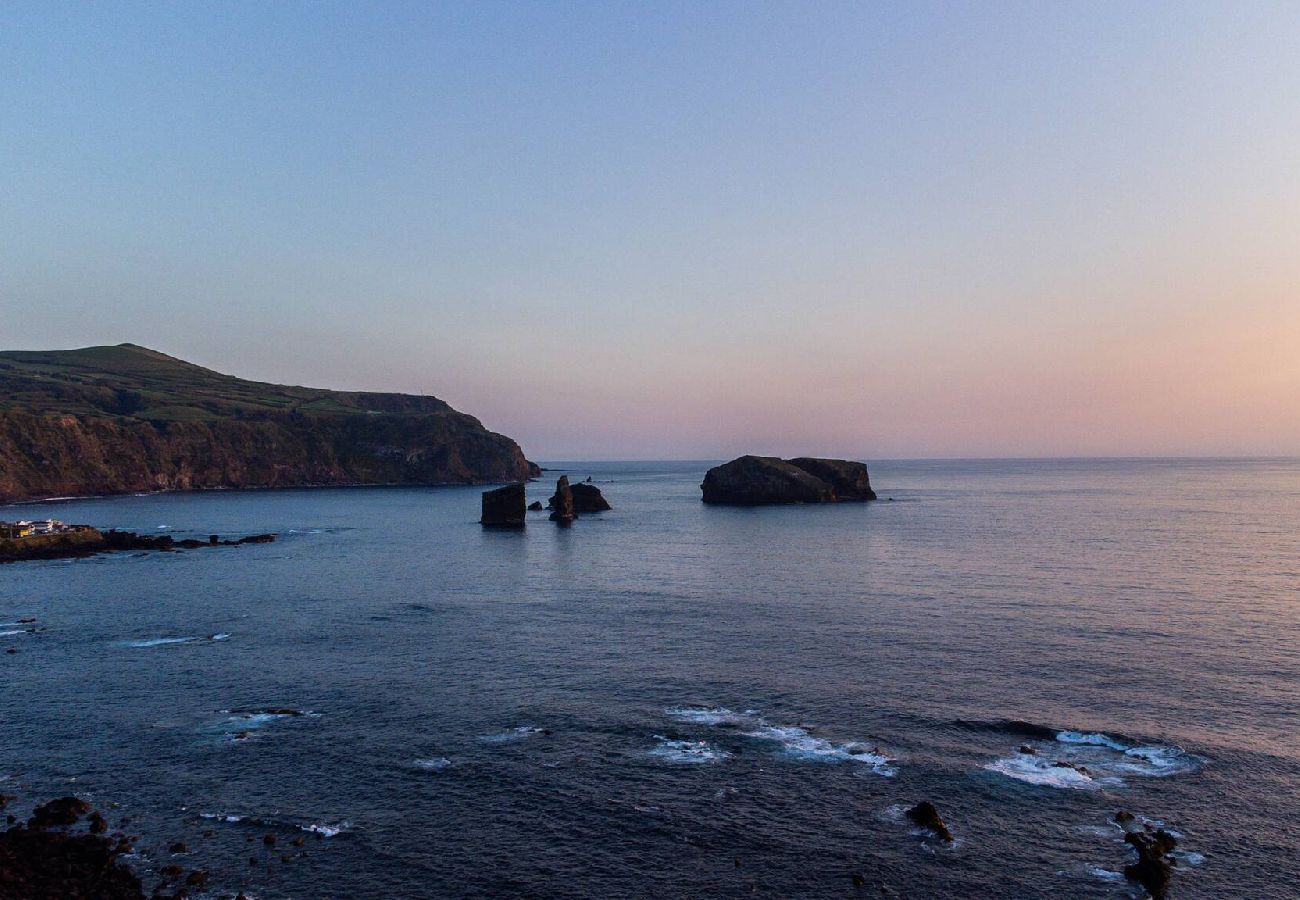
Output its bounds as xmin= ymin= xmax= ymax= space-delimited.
xmin=0 ymin=344 xmax=537 ymax=502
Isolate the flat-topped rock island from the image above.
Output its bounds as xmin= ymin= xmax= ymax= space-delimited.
xmin=700 ymin=455 xmax=878 ymax=505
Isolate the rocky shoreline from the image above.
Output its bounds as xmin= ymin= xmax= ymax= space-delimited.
xmin=0 ymin=529 xmax=275 ymax=565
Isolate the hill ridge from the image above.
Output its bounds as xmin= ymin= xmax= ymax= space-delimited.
xmin=0 ymin=345 xmax=536 ymax=503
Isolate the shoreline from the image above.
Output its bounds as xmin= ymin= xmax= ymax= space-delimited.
xmin=1 ymin=478 xmax=543 ymax=509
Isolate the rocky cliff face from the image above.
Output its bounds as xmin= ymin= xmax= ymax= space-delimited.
xmin=0 ymin=344 xmax=538 ymax=503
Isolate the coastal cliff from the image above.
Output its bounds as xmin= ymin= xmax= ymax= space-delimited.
xmin=0 ymin=344 xmax=538 ymax=503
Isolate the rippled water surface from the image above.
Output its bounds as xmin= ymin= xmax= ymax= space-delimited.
xmin=3 ymin=459 xmax=1298 ymax=897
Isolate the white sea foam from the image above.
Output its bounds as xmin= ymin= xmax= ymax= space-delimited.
xmin=302 ymin=821 xmax=350 ymax=837
xmin=1056 ymin=731 xmax=1129 ymax=751
xmin=124 ymin=636 xmax=195 ymax=648
xmin=0 ymin=630 xmax=25 ymax=638
xmin=230 ymin=713 xmax=289 ymax=728
xmin=479 ymin=725 xmax=544 ymax=743
xmin=741 ymin=725 xmax=897 ymax=776
xmin=666 ymin=706 xmax=757 ymax=726
xmin=414 ymin=757 xmax=453 ymax=771
xmin=649 ymin=737 xmax=730 ymax=764
xmin=984 ymin=754 xmax=1100 ymax=790
xmin=199 ymin=812 xmax=245 ymax=823
xmin=666 ymin=706 xmax=895 ymax=775
xmin=993 ymin=729 xmax=1203 ymax=789
xmin=1057 ymin=731 xmax=1203 ymax=778
xmin=1086 ymin=865 xmax=1125 ymax=882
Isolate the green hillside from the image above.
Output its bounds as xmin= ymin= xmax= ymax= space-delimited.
xmin=0 ymin=344 xmax=536 ymax=502
xmin=0 ymin=343 xmax=453 ymax=423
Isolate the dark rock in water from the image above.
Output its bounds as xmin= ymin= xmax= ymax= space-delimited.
xmin=2 ymin=799 xmax=146 ymax=899
xmin=701 ymin=455 xmax=878 ymax=505
xmin=1 ymin=528 xmax=275 ymax=564
xmin=1124 ymin=826 xmax=1178 ymax=898
xmin=787 ymin=457 xmax=877 ymax=501
xmin=1114 ymin=810 xmax=1136 ymax=827
xmin=568 ymin=482 xmax=611 ymax=512
xmin=1019 ymin=745 xmax=1036 ymax=754
xmin=28 ymin=796 xmax=91 ymax=830
xmin=169 ymin=841 xmax=187 ymax=854
xmin=527 ymin=500 xmax=543 ymax=511
xmin=480 ymin=483 xmax=526 ymax=528
xmin=905 ymin=801 xmax=954 ymax=843
xmin=549 ymin=476 xmax=576 ymax=524
xmin=700 ymin=456 xmax=835 ymax=505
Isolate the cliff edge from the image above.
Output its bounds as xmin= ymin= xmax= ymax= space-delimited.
xmin=0 ymin=344 xmax=538 ymax=503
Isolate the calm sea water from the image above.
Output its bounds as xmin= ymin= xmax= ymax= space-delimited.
xmin=2 ymin=459 xmax=1298 ymax=898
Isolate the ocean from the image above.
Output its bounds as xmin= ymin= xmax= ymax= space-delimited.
xmin=2 ymin=458 xmax=1297 ymax=898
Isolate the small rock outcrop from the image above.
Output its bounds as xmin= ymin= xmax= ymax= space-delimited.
xmin=549 ymin=476 xmax=576 ymax=524
xmin=480 ymin=483 xmax=526 ymax=528
xmin=561 ymin=482 xmax=611 ymax=513
xmin=701 ymin=455 xmax=877 ymax=505
xmin=905 ymin=801 xmax=954 ymax=843
xmin=1116 ymin=812 xmax=1178 ymax=899
xmin=527 ymin=500 xmax=543 ymax=511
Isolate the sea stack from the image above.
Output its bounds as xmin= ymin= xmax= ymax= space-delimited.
xmin=481 ymin=483 xmax=526 ymax=528
xmin=566 ymin=482 xmax=612 ymax=512
xmin=549 ymin=476 xmax=576 ymax=524
xmin=700 ymin=456 xmax=877 ymax=505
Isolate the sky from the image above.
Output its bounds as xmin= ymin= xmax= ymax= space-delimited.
xmin=2 ymin=1 xmax=1298 ymax=460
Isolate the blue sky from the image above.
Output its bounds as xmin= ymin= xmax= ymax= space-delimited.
xmin=3 ymin=2 xmax=1298 ymax=458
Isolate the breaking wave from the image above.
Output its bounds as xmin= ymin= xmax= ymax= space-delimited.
xmin=663 ymin=706 xmax=896 ymax=775
xmin=414 ymin=757 xmax=453 ymax=771
xmin=121 ymin=633 xmax=230 ymax=648
xmin=649 ymin=736 xmax=730 ymax=764
xmin=479 ymin=725 xmax=545 ymax=743
xmin=986 ymin=728 xmax=1203 ymax=788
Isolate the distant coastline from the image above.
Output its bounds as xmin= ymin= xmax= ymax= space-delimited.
xmin=0 ymin=344 xmax=538 ymax=504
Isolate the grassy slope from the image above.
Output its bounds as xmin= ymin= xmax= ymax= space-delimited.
xmin=0 ymin=344 xmax=536 ymax=501
xmin=0 ymin=344 xmax=456 ymax=423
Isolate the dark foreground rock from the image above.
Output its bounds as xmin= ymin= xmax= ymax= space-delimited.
xmin=702 ymin=455 xmax=878 ymax=505
xmin=1116 ymin=811 xmax=1178 ymax=898
xmin=0 ymin=797 xmax=144 ymax=899
xmin=905 ymin=801 xmax=954 ymax=843
xmin=480 ymin=483 xmax=526 ymax=528
xmin=549 ymin=476 xmax=576 ymax=523
xmin=561 ymin=482 xmax=611 ymax=513
xmin=0 ymin=529 xmax=276 ymax=564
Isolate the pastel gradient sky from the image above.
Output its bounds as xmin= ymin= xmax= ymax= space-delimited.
xmin=3 ymin=2 xmax=1298 ymax=459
